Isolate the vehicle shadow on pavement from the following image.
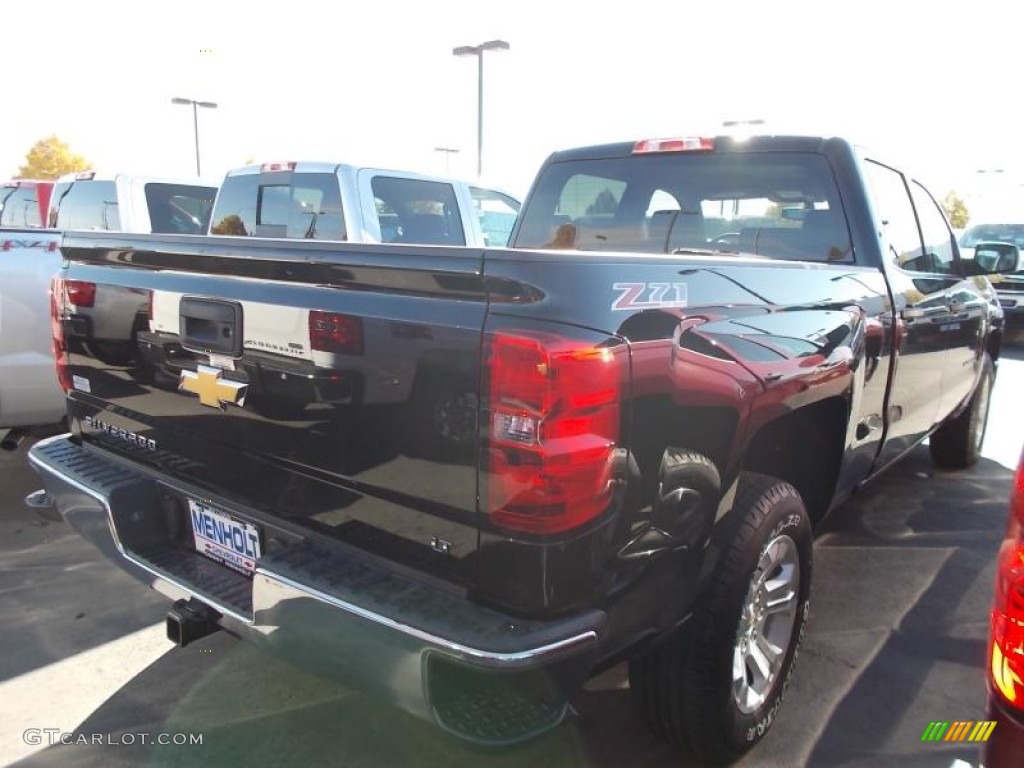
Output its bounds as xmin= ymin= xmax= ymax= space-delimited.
xmin=794 ymin=448 xmax=1012 ymax=767
xmin=7 ymin=446 xmax=1013 ymax=768
xmin=0 ymin=449 xmax=169 ymax=685
xmin=8 ymin=635 xmax=687 ymax=768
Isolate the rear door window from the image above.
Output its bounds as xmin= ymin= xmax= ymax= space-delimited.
xmin=370 ymin=176 xmax=466 ymax=246
xmin=50 ymin=181 xmax=120 ymax=231
xmin=469 ymin=186 xmax=520 ymax=246
xmin=862 ymin=160 xmax=925 ymax=270
xmin=144 ymin=183 xmax=216 ymax=234
xmin=908 ymin=181 xmax=957 ymax=275
xmin=210 ymin=172 xmax=345 ymax=240
xmin=0 ymin=186 xmax=43 ymax=227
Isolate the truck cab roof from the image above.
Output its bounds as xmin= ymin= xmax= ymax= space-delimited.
xmin=544 ymin=134 xmax=840 ymax=164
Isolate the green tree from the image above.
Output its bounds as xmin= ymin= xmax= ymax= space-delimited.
xmin=942 ymin=191 xmax=970 ymax=229
xmin=16 ymin=135 xmax=90 ymax=180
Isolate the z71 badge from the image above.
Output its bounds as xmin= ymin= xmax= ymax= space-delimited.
xmin=611 ymin=282 xmax=688 ymax=311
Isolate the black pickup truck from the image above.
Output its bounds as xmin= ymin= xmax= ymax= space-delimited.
xmin=28 ymin=135 xmax=1012 ymax=763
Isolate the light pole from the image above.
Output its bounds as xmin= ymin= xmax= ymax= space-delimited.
xmin=452 ymin=40 xmax=509 ymax=178
xmin=434 ymin=147 xmax=461 ymax=175
xmin=171 ymin=97 xmax=218 ymax=177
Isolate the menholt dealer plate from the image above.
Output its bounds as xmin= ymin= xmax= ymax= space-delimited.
xmin=188 ymin=499 xmax=262 ymax=576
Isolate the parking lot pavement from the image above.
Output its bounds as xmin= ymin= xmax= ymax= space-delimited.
xmin=1 ymin=348 xmax=1020 ymax=768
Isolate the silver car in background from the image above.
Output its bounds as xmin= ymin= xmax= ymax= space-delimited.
xmin=960 ymin=224 xmax=1024 ymax=339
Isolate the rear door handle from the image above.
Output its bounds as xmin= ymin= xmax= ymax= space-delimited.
xmin=179 ymin=297 xmax=243 ymax=356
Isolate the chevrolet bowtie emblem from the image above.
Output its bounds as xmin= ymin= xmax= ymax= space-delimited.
xmin=178 ymin=365 xmax=248 ymax=410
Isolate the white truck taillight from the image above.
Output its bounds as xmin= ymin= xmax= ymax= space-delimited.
xmin=49 ymin=276 xmax=71 ymax=393
xmin=483 ymin=331 xmax=624 ymax=534
xmin=64 ymin=280 xmax=96 ymax=307
xmin=991 ymin=453 xmax=1024 ymax=708
xmin=632 ymin=137 xmax=714 ymax=153
xmin=260 ymin=162 xmax=297 ymax=173
xmin=308 ymin=310 xmax=363 ymax=355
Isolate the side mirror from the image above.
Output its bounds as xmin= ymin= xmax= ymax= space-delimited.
xmin=971 ymin=241 xmax=1021 ymax=275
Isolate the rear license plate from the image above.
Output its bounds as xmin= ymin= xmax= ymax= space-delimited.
xmin=188 ymin=499 xmax=262 ymax=576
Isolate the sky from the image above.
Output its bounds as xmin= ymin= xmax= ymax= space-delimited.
xmin=4 ymin=0 xmax=1023 ymax=219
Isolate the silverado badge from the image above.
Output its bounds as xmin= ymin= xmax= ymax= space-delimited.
xmin=179 ymin=365 xmax=247 ymax=410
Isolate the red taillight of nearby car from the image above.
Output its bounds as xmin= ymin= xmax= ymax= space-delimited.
xmin=63 ymin=279 xmax=96 ymax=308
xmin=49 ymin=276 xmax=71 ymax=393
xmin=483 ymin=331 xmax=624 ymax=535
xmin=991 ymin=453 xmax=1024 ymax=708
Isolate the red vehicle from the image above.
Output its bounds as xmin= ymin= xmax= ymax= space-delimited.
xmin=985 ymin=448 xmax=1024 ymax=766
xmin=0 ymin=180 xmax=54 ymax=228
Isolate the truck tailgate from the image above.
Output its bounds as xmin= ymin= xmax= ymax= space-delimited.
xmin=56 ymin=233 xmax=487 ymax=589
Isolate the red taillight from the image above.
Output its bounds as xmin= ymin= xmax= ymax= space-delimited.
xmin=309 ymin=310 xmax=364 ymax=354
xmin=260 ymin=161 xmax=297 ymax=173
xmin=991 ymin=454 xmax=1024 ymax=708
xmin=484 ymin=331 xmax=624 ymax=534
xmin=64 ymin=280 xmax=96 ymax=308
xmin=49 ymin=276 xmax=71 ymax=393
xmin=632 ymin=137 xmax=714 ymax=154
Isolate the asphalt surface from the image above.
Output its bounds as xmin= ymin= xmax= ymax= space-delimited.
xmin=0 ymin=346 xmax=1021 ymax=768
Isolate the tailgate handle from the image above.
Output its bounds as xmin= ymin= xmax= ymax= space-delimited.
xmin=179 ymin=297 xmax=243 ymax=356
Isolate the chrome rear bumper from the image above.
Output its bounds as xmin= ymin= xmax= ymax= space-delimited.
xmin=29 ymin=434 xmax=605 ymax=745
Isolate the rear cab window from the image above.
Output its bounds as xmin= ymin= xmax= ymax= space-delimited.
xmin=49 ymin=180 xmax=120 ymax=230
xmin=0 ymin=185 xmax=44 ymax=227
xmin=210 ymin=170 xmax=346 ymax=240
xmin=144 ymin=183 xmax=216 ymax=234
xmin=513 ymin=150 xmax=854 ymax=263
xmin=370 ymin=176 xmax=466 ymax=246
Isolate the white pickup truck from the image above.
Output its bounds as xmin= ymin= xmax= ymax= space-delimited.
xmin=205 ymin=160 xmax=520 ymax=245
xmin=143 ymin=161 xmax=520 ymax=411
xmin=0 ymin=172 xmax=216 ymax=446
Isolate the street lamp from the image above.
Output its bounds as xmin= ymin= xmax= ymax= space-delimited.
xmin=171 ymin=97 xmax=218 ymax=177
xmin=434 ymin=147 xmax=461 ymax=175
xmin=452 ymin=39 xmax=509 ymax=178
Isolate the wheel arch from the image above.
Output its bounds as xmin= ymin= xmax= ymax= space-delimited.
xmin=738 ymin=396 xmax=850 ymax=524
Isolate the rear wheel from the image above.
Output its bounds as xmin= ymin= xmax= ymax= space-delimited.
xmin=929 ymin=355 xmax=994 ymax=469
xmin=629 ymin=473 xmax=813 ymax=764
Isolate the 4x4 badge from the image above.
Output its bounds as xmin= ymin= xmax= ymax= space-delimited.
xmin=179 ymin=365 xmax=247 ymax=410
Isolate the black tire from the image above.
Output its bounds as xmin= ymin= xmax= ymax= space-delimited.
xmin=629 ymin=472 xmax=813 ymax=764
xmin=929 ymin=355 xmax=994 ymax=469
